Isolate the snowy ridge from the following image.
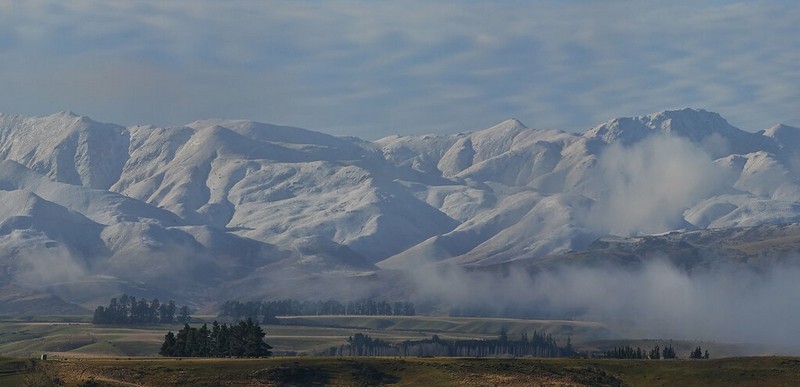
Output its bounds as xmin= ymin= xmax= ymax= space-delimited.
xmin=1 ymin=108 xmax=800 ymax=304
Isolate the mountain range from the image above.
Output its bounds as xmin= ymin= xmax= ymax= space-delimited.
xmin=1 ymin=108 xmax=799 ymax=311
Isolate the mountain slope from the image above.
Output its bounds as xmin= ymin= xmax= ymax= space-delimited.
xmin=0 ymin=108 xmax=799 ymax=307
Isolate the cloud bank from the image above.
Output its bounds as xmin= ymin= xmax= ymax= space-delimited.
xmin=0 ymin=1 xmax=799 ymax=137
xmin=411 ymin=259 xmax=800 ymax=351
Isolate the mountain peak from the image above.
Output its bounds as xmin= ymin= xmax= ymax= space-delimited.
xmin=645 ymin=108 xmax=735 ymax=136
xmin=493 ymin=118 xmax=527 ymax=130
xmin=585 ymin=108 xmax=750 ymax=149
xmin=763 ymin=123 xmax=800 ymax=150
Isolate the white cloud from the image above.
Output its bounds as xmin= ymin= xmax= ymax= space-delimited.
xmin=587 ymin=135 xmax=731 ymax=236
xmin=0 ymin=1 xmax=798 ymax=137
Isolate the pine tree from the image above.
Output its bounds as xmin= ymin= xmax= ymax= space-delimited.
xmin=178 ymin=306 xmax=192 ymax=323
xmin=662 ymin=345 xmax=676 ymax=359
xmin=215 ymin=324 xmax=230 ymax=357
xmin=159 ymin=331 xmax=176 ymax=356
xmin=649 ymin=345 xmax=661 ymax=360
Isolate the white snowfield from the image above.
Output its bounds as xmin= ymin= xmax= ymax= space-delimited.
xmin=0 ymin=109 xmax=799 ymax=301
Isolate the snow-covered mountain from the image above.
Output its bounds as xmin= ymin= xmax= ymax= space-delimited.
xmin=1 ymin=108 xmax=799 ymax=307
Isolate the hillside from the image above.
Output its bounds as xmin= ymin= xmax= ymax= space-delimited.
xmin=0 ymin=109 xmax=800 ymax=311
xmin=11 ymin=357 xmax=800 ymax=386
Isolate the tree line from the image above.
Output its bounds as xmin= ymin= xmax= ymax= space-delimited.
xmin=218 ymin=298 xmax=416 ymax=323
xmin=604 ymin=344 xmax=707 ymax=359
xmin=320 ymin=329 xmax=575 ymax=358
xmin=159 ymin=319 xmax=272 ymax=358
xmin=92 ymin=294 xmax=192 ymax=325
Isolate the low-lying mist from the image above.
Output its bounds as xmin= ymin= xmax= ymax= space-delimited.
xmin=409 ymin=258 xmax=800 ymax=351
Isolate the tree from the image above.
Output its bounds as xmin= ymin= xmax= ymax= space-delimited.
xmin=242 ymin=318 xmax=272 ymax=357
xmin=178 ymin=306 xmax=192 ymax=324
xmin=662 ymin=345 xmax=676 ymax=359
xmin=173 ymin=324 xmax=191 ymax=357
xmin=649 ymin=345 xmax=661 ymax=360
xmin=564 ymin=337 xmax=575 ymax=356
xmin=149 ymin=299 xmax=160 ymax=323
xmin=690 ymin=346 xmax=704 ymax=359
xmin=498 ymin=327 xmax=508 ymax=344
xmin=92 ymin=296 xmax=179 ymax=325
xmin=159 ymin=331 xmax=177 ymax=356
xmin=92 ymin=306 xmax=108 ymax=324
xmin=194 ymin=324 xmax=211 ymax=357
xmin=160 ymin=301 xmax=176 ymax=324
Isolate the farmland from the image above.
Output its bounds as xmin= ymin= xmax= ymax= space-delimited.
xmin=1 ymin=315 xmax=796 ymax=386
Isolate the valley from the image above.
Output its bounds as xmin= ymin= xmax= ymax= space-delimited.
xmin=1 ymin=314 xmax=794 ymax=386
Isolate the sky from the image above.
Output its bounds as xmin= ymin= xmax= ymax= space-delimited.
xmin=0 ymin=1 xmax=798 ymax=139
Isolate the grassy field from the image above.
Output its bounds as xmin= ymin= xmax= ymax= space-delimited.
xmin=277 ymin=315 xmax=612 ymax=341
xmin=4 ymin=356 xmax=800 ymax=386
xmin=2 ymin=315 xmax=794 ymax=386
xmin=0 ymin=315 xmax=774 ymax=360
xmin=0 ymin=315 xmax=617 ymax=358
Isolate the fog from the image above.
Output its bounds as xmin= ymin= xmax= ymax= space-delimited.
xmin=410 ymin=258 xmax=800 ymax=350
xmin=379 ymin=132 xmax=800 ymax=350
xmin=587 ymin=135 xmax=732 ymax=236
xmin=12 ymin=244 xmax=89 ymax=289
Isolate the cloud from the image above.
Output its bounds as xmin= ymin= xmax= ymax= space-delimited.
xmin=408 ymin=257 xmax=800 ymax=351
xmin=533 ymin=259 xmax=800 ymax=348
xmin=0 ymin=1 xmax=799 ymax=137
xmin=12 ymin=244 xmax=89 ymax=288
xmin=587 ymin=135 xmax=732 ymax=236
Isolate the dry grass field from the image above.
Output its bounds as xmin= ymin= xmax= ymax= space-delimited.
xmin=2 ymin=316 xmax=797 ymax=386
xmin=5 ymin=356 xmax=800 ymax=386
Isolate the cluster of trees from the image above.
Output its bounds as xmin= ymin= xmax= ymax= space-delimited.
xmin=690 ymin=346 xmax=710 ymax=359
xmin=604 ymin=345 xmax=652 ymax=359
xmin=322 ymin=329 xmax=574 ymax=358
xmin=159 ymin=319 xmax=272 ymax=358
xmin=603 ymin=344 xmax=707 ymax=359
xmin=218 ymin=298 xmax=416 ymax=323
xmin=647 ymin=345 xmax=676 ymax=360
xmin=92 ymin=294 xmax=191 ymax=325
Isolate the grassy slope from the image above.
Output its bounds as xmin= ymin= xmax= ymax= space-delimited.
xmin=19 ymin=356 xmax=800 ymax=386
xmin=0 ymin=357 xmax=33 ymax=386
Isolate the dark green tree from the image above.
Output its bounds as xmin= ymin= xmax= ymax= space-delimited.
xmin=178 ymin=306 xmax=192 ymax=323
xmin=243 ymin=318 xmax=272 ymax=357
xmin=663 ymin=345 xmax=676 ymax=359
xmin=216 ymin=324 xmax=230 ymax=357
xmin=649 ymin=345 xmax=661 ymax=360
xmin=159 ymin=331 xmax=176 ymax=356
xmin=173 ymin=324 xmax=191 ymax=357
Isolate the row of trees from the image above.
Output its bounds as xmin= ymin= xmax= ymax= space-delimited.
xmin=604 ymin=344 xmax=707 ymax=359
xmin=321 ymin=329 xmax=575 ymax=358
xmin=690 ymin=346 xmax=710 ymax=359
xmin=92 ymin=294 xmax=191 ymax=325
xmin=218 ymin=298 xmax=416 ymax=323
xmin=159 ymin=319 xmax=272 ymax=358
